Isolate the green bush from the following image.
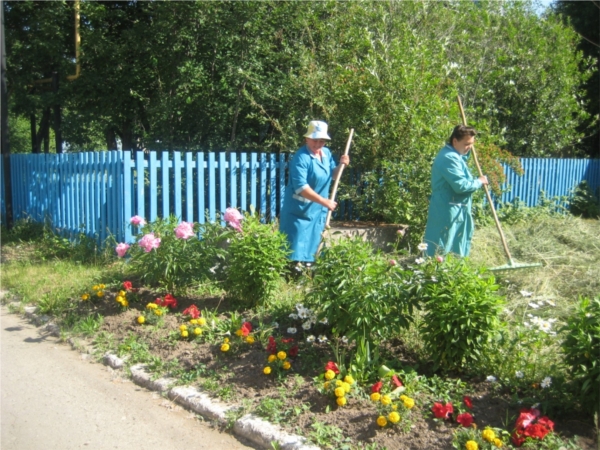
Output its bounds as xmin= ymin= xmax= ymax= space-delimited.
xmin=569 ymin=181 xmax=600 ymax=219
xmin=222 ymin=213 xmax=289 ymax=307
xmin=415 ymin=255 xmax=505 ymax=372
xmin=128 ymin=216 xmax=229 ymax=292
xmin=306 ymin=238 xmax=417 ymax=344
xmin=561 ymin=296 xmax=600 ymax=415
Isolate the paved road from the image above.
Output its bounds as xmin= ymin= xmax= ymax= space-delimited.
xmin=0 ymin=306 xmax=254 ymax=450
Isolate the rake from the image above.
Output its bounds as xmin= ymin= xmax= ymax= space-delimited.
xmin=457 ymin=95 xmax=541 ymax=271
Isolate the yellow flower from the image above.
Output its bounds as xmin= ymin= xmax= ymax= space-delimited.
xmin=342 ymin=382 xmax=351 ymax=393
xmin=482 ymin=429 xmax=496 ymax=443
xmin=263 ymin=366 xmax=272 ymax=375
xmin=189 ymin=319 xmax=198 ymax=325
xmin=179 ymin=324 xmax=188 ymax=331
xmin=96 ymin=291 xmax=104 ymax=297
xmin=277 ymin=351 xmax=287 ymax=360
xmin=268 ymin=354 xmax=277 ymax=363
xmin=119 ymin=290 xmax=126 ymax=297
xmin=137 ymin=316 xmax=145 ymax=324
xmin=376 ymin=416 xmax=387 ymax=427
xmin=283 ymin=361 xmax=291 ymax=370
xmin=193 ymin=328 xmax=202 ymax=336
xmin=493 ymin=438 xmax=503 ymax=448
xmin=402 ymin=397 xmax=415 ymax=409
xmin=224 ymin=337 xmax=230 ymax=343
xmin=146 ymin=303 xmax=157 ymax=309
xmin=92 ymin=285 xmax=99 ymax=291
xmin=370 ymin=392 xmax=381 ymax=402
xmin=392 ymin=404 xmax=398 ymax=410
xmin=388 ymin=412 xmax=400 ymax=424
xmin=380 ymin=395 xmax=392 ymax=406
xmin=99 ymin=284 xmax=106 ymax=289
xmin=181 ymin=330 xmax=189 ymax=338
xmin=153 ymin=309 xmax=163 ymax=316
xmin=399 ymin=394 xmax=408 ymax=401
xmin=343 ymin=375 xmax=355 ymax=385
xmin=334 ymin=387 xmax=346 ymax=398
xmin=116 ymin=295 xmax=125 ymax=303
xmin=465 ymin=441 xmax=479 ymax=450
xmin=121 ymin=300 xmax=129 ymax=307
xmin=235 ymin=329 xmax=244 ymax=337
xmin=335 ymin=379 xmax=344 ymax=387
xmin=336 ymin=396 xmax=347 ymax=407
xmin=324 ymin=370 xmax=336 ymax=381
xmin=221 ymin=343 xmax=230 ymax=352
xmin=198 ymin=318 xmax=206 ymax=326
xmin=323 ymin=382 xmax=330 ymax=389
xmin=245 ymin=336 xmax=255 ymax=344
xmin=81 ymin=293 xmax=90 ymax=301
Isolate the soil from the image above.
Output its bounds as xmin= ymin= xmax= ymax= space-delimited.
xmin=86 ymin=290 xmax=596 ymax=450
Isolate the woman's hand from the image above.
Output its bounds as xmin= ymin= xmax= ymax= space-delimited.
xmin=478 ymin=175 xmax=489 ymax=185
xmin=322 ymin=199 xmax=338 ymax=211
xmin=340 ymin=155 xmax=350 ymax=166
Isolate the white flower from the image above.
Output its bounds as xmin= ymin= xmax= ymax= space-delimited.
xmin=539 ymin=320 xmax=552 ymax=333
xmin=415 ymin=258 xmax=425 ymax=265
xmin=269 ymin=267 xmax=275 ymax=271
xmin=271 ymin=322 xmax=279 ymax=328
xmin=295 ymin=303 xmax=305 ymax=311
xmin=528 ymin=302 xmax=540 ymax=309
xmin=302 ymin=321 xmax=312 ymax=330
xmin=298 ymin=309 xmax=309 ymax=319
xmin=545 ymin=300 xmax=556 ymax=307
xmin=341 ymin=336 xmax=349 ymax=344
xmin=430 ymin=276 xmax=437 ymax=282
xmin=306 ymin=335 xmax=316 ymax=343
xmin=317 ymin=335 xmax=328 ymax=343
xmin=541 ymin=377 xmax=552 ymax=389
xmin=417 ymin=243 xmax=428 ymax=251
xmin=515 ymin=371 xmax=524 ymax=379
xmin=586 ymin=313 xmax=592 ymax=318
xmin=287 ymin=327 xmax=297 ymax=334
xmin=520 ymin=290 xmax=533 ymax=297
xmin=486 ymin=375 xmax=497 ymax=383
xmin=319 ymin=317 xmax=329 ymax=325
xmin=289 ymin=313 xmax=299 ymax=320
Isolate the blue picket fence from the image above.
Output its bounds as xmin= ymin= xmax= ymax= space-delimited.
xmin=1 ymin=151 xmax=599 ymax=246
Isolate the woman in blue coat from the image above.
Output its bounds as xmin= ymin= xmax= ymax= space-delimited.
xmin=279 ymin=121 xmax=350 ymax=262
xmin=424 ymin=125 xmax=488 ymax=257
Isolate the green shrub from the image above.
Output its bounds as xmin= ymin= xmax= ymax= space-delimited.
xmin=561 ymin=296 xmax=600 ymax=415
xmin=128 ymin=216 xmax=229 ymax=292
xmin=306 ymin=238 xmax=417 ymax=344
xmin=222 ymin=213 xmax=289 ymax=307
xmin=569 ymin=181 xmax=600 ymax=219
xmin=415 ymin=255 xmax=505 ymax=372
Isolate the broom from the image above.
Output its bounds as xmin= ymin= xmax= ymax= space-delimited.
xmin=457 ymin=95 xmax=541 ymax=271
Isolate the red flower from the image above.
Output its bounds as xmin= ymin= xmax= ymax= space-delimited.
xmin=267 ymin=336 xmax=277 ymax=354
xmin=391 ymin=375 xmax=403 ymax=388
xmin=182 ymin=305 xmax=200 ymax=319
xmin=456 ymin=412 xmax=474 ymax=428
xmin=371 ymin=381 xmax=383 ymax=393
xmin=536 ymin=417 xmax=554 ymax=432
xmin=463 ymin=396 xmax=473 ymax=409
xmin=325 ymin=361 xmax=340 ymax=374
xmin=432 ymin=402 xmax=454 ymax=419
xmin=515 ymin=409 xmax=539 ymax=431
xmin=123 ymin=281 xmax=133 ymax=290
xmin=512 ymin=432 xmax=526 ymax=447
xmin=282 ymin=338 xmax=294 ymax=344
xmin=241 ymin=322 xmax=252 ymax=336
xmin=288 ymin=345 xmax=299 ymax=358
xmin=523 ymin=423 xmax=551 ymax=440
xmin=155 ymin=294 xmax=178 ymax=309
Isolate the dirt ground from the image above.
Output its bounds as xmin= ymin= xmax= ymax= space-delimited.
xmin=87 ymin=290 xmax=597 ymax=450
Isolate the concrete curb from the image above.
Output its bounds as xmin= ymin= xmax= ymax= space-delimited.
xmin=11 ymin=302 xmax=320 ymax=450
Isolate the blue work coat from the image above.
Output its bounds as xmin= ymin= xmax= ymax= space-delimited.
xmin=279 ymin=145 xmax=337 ymax=262
xmin=423 ymin=144 xmax=483 ymax=257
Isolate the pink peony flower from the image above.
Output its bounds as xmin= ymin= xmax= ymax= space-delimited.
xmin=224 ymin=208 xmax=243 ymax=232
xmin=389 ymin=259 xmax=397 ymax=266
xmin=115 ymin=242 xmax=130 ymax=258
xmin=436 ymin=255 xmax=444 ymax=263
xmin=174 ymin=221 xmax=195 ymax=240
xmin=130 ymin=215 xmax=147 ymax=226
xmin=138 ymin=233 xmax=161 ymax=252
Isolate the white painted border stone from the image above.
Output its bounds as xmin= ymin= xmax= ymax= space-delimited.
xmin=130 ymin=364 xmax=176 ymax=393
xmin=168 ymin=386 xmax=232 ymax=422
xmin=234 ymin=414 xmax=320 ymax=450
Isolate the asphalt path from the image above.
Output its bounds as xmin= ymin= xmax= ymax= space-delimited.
xmin=0 ymin=306 xmax=254 ymax=450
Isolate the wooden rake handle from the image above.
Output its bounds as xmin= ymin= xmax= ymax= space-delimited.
xmin=325 ymin=129 xmax=354 ymax=229
xmin=457 ymin=95 xmax=514 ymax=263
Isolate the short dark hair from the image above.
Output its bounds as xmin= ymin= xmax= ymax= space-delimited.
xmin=448 ymin=125 xmax=476 ymax=145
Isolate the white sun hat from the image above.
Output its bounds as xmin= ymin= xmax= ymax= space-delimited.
xmin=303 ymin=121 xmax=331 ymax=140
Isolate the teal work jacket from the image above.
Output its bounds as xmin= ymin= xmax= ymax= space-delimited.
xmin=423 ymin=144 xmax=483 ymax=257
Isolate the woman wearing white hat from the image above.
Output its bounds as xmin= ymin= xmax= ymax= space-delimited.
xmin=279 ymin=121 xmax=350 ymax=263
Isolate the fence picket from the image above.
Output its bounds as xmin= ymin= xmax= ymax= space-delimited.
xmin=185 ymin=152 xmax=194 ymax=222
xmin=197 ymin=152 xmax=205 ymax=224
xmin=174 ymin=151 xmax=182 ymax=220
xmin=208 ymin=152 xmax=216 ymax=222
